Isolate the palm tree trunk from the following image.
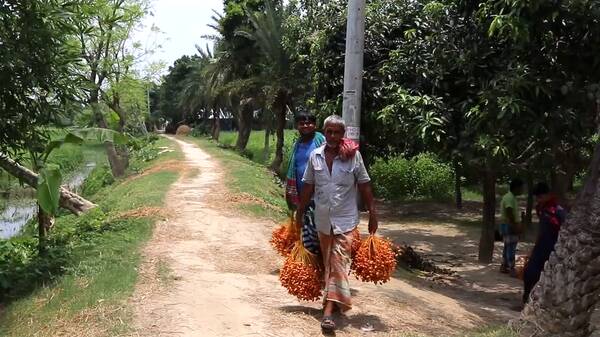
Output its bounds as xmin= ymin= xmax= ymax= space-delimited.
xmin=478 ymin=165 xmax=496 ymax=263
xmin=211 ymin=109 xmax=221 ymax=141
xmin=236 ymin=101 xmax=253 ymax=151
xmin=513 ymin=142 xmax=600 ymax=337
xmin=263 ymin=126 xmax=271 ymax=163
xmin=270 ymin=101 xmax=286 ymax=174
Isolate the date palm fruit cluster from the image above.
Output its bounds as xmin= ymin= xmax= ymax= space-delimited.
xmin=353 ymin=235 xmax=397 ymax=284
xmin=279 ymin=238 xmax=322 ymax=301
xmin=270 ymin=217 xmax=298 ymax=257
xmin=351 ymin=228 xmax=361 ymax=259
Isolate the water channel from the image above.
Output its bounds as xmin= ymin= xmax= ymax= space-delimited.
xmin=0 ymin=163 xmax=96 ymax=239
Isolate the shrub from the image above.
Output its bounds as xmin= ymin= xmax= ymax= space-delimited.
xmin=82 ymin=164 xmax=114 ymax=197
xmin=190 ymin=124 xmax=209 ymax=137
xmin=370 ymin=153 xmax=454 ymax=200
xmin=0 ymin=234 xmax=72 ymax=301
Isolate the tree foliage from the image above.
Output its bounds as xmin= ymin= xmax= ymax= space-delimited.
xmin=0 ymin=1 xmax=80 ymax=157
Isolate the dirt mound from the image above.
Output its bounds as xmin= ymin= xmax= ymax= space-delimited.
xmin=175 ymin=125 xmax=191 ymax=135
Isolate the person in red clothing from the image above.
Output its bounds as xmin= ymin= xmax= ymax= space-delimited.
xmin=522 ymin=182 xmax=566 ymax=303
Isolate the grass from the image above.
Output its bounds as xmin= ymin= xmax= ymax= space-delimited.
xmin=0 ymin=136 xmax=182 ymax=337
xmin=187 ymin=135 xmax=289 ymax=219
xmin=462 ymin=186 xmax=484 ymax=202
xmin=217 ymin=129 xmax=297 ymax=166
xmin=216 ymin=129 xmax=297 ymax=177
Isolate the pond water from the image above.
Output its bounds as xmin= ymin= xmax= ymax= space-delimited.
xmin=0 ymin=163 xmax=96 ymax=239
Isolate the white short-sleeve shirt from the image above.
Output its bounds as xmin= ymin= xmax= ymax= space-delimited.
xmin=302 ymin=145 xmax=370 ymax=235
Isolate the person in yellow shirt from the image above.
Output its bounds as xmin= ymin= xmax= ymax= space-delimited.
xmin=499 ymin=178 xmax=524 ymax=276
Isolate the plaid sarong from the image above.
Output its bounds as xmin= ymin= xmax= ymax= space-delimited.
xmin=319 ymin=230 xmax=353 ymax=311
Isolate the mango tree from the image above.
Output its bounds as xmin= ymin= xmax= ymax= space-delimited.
xmin=478 ymin=0 xmax=600 ymax=335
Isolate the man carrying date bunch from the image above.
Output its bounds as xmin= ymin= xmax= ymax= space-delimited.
xmin=296 ymin=114 xmax=379 ymax=333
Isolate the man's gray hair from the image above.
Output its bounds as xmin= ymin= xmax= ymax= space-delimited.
xmin=323 ymin=115 xmax=346 ymax=130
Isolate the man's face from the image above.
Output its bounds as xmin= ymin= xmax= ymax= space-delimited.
xmin=296 ymin=119 xmax=316 ymax=136
xmin=324 ymin=123 xmax=344 ymax=148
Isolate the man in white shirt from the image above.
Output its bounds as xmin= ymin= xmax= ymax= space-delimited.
xmin=296 ymin=115 xmax=378 ymax=333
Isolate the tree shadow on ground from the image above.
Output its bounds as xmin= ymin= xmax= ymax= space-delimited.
xmin=367 ymin=200 xmax=530 ymax=327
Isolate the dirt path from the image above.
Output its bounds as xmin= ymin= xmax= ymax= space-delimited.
xmin=129 ymin=137 xmax=522 ymax=337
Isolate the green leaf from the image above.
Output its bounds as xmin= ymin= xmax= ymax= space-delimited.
xmin=37 ymin=164 xmax=62 ymax=216
xmin=70 ymin=128 xmax=129 ymax=144
xmin=43 ymin=132 xmax=84 ymax=158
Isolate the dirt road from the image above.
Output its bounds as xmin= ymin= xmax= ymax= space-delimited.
xmin=129 ymin=136 xmax=523 ymax=337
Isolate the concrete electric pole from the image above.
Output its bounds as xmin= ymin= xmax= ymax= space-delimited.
xmin=341 ymin=0 xmax=366 ymax=143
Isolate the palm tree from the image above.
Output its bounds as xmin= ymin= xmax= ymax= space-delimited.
xmin=202 ymin=11 xmax=264 ymax=149
xmin=238 ymin=0 xmax=293 ymax=174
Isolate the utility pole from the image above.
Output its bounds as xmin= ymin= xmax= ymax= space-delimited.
xmin=341 ymin=0 xmax=366 ymax=144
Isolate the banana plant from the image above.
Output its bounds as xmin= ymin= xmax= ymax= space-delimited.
xmin=36 ymin=128 xmax=128 ymax=216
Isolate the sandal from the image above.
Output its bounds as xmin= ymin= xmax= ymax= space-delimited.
xmin=321 ymin=316 xmax=336 ymax=333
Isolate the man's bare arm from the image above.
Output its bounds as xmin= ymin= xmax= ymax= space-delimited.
xmin=295 ymin=183 xmax=315 ymax=230
xmin=358 ymin=182 xmax=378 ymax=234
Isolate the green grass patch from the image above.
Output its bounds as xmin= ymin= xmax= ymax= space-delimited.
xmin=0 ymin=135 xmax=181 ymax=337
xmin=187 ymin=135 xmax=288 ymax=219
xmin=462 ymin=186 xmax=484 ymax=202
xmin=216 ymin=130 xmax=296 ymax=173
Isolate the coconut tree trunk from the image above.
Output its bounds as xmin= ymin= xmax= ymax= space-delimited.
xmin=211 ymin=109 xmax=221 ymax=141
xmin=236 ymin=101 xmax=254 ymax=151
xmin=513 ymin=142 xmax=600 ymax=337
xmin=478 ymin=165 xmax=496 ymax=263
xmin=264 ymin=126 xmax=271 ymax=163
xmin=270 ymin=94 xmax=287 ymax=173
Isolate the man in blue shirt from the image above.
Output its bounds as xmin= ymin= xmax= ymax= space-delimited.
xmin=285 ymin=113 xmax=325 ymax=254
